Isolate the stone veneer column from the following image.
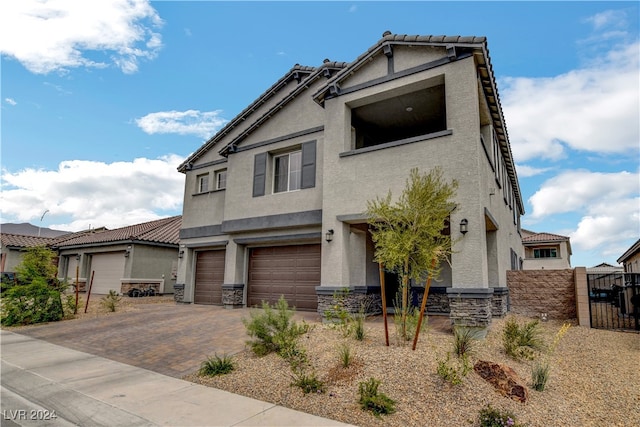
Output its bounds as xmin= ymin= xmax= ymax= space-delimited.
xmin=222 ymin=284 xmax=245 ymax=309
xmin=173 ymin=284 xmax=185 ymax=303
xmin=446 ymin=288 xmax=494 ymax=327
xmin=316 ymin=286 xmax=382 ymax=318
xmin=491 ymin=287 xmax=509 ymax=317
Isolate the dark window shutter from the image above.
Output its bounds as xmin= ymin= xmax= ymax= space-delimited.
xmin=253 ymin=152 xmax=267 ymax=197
xmin=300 ymin=141 xmax=316 ymax=189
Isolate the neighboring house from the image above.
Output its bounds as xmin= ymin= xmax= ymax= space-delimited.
xmin=521 ymin=230 xmax=572 ymax=270
xmin=176 ymin=32 xmax=524 ymax=327
xmin=53 ymin=216 xmax=181 ymax=295
xmin=0 ymin=233 xmax=57 ymax=276
xmin=617 ymin=239 xmax=640 ymax=273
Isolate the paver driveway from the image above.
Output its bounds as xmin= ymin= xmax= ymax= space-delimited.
xmin=8 ymin=301 xmax=321 ymax=379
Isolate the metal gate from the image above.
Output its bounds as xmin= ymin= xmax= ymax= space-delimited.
xmin=587 ymin=272 xmax=639 ymax=331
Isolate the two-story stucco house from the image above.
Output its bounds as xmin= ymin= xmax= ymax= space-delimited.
xmin=175 ymin=32 xmax=524 ymax=327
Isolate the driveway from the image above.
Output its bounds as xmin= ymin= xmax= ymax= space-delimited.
xmin=7 ymin=302 xmax=322 ymax=379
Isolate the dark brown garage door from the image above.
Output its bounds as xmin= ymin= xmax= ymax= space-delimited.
xmin=194 ymin=250 xmax=225 ymax=305
xmin=248 ymin=244 xmax=320 ymax=311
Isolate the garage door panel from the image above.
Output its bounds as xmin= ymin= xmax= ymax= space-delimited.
xmin=194 ymin=250 xmax=225 ymax=305
xmin=90 ymin=252 xmax=126 ymax=295
xmin=248 ymin=244 xmax=320 ymax=311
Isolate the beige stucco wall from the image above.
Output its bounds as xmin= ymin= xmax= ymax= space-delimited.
xmin=523 ymin=241 xmax=571 ymax=270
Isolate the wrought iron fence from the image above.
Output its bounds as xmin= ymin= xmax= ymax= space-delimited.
xmin=587 ymin=272 xmax=639 ymax=331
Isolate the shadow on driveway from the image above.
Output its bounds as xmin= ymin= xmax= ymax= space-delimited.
xmin=7 ymin=302 xmax=321 ymax=379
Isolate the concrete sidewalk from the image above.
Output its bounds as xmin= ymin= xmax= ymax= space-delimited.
xmin=1 ymin=330 xmax=355 ymax=427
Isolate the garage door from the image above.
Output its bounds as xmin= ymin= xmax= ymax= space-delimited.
xmin=194 ymin=250 xmax=225 ymax=305
xmin=89 ymin=252 xmax=126 ymax=295
xmin=248 ymin=244 xmax=320 ymax=311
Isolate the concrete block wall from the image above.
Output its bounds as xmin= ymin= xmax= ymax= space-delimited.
xmin=507 ymin=269 xmax=577 ymax=321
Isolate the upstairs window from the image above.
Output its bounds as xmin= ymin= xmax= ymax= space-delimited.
xmin=534 ymin=248 xmax=557 ymax=259
xmin=216 ymin=169 xmax=227 ymax=190
xmin=197 ymin=173 xmax=209 ymax=193
xmin=273 ymin=151 xmax=301 ymax=193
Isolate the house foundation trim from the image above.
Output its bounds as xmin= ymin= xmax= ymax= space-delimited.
xmin=173 ymin=284 xmax=186 ymax=303
xmin=222 ymin=283 xmax=245 ymax=309
xmin=446 ymin=287 xmax=494 ymax=327
xmin=316 ymin=285 xmax=382 ymax=318
xmin=491 ymin=286 xmax=509 ymax=317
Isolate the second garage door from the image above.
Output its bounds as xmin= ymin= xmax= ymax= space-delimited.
xmin=194 ymin=250 xmax=225 ymax=305
xmin=89 ymin=252 xmax=126 ymax=295
xmin=248 ymin=244 xmax=320 ymax=311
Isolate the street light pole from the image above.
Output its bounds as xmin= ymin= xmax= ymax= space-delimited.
xmin=38 ymin=209 xmax=49 ymax=237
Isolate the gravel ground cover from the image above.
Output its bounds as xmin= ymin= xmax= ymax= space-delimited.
xmin=186 ymin=314 xmax=640 ymax=427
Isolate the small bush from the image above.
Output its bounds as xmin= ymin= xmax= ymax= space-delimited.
xmin=531 ymin=360 xmax=550 ymax=391
xmin=358 ymin=377 xmax=396 ymax=417
xmin=243 ymin=296 xmax=310 ymax=356
xmin=478 ymin=404 xmax=524 ymax=427
xmin=100 ymin=290 xmax=121 ymax=312
xmin=338 ymin=342 xmax=353 ymax=368
xmin=199 ymin=354 xmax=235 ymax=377
xmin=392 ymin=295 xmax=425 ymax=345
xmin=436 ymin=352 xmax=472 ymax=386
xmin=63 ymin=293 xmax=83 ymax=318
xmin=1 ymin=281 xmax=64 ymax=326
xmin=291 ymin=371 xmax=326 ymax=394
xmin=453 ymin=326 xmax=480 ymax=358
xmin=502 ymin=317 xmax=544 ymax=360
xmin=353 ymin=308 xmax=367 ymax=341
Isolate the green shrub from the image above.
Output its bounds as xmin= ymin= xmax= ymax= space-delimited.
xmin=358 ymin=377 xmax=396 ymax=417
xmin=338 ymin=342 xmax=353 ymax=368
xmin=453 ymin=326 xmax=480 ymax=358
xmin=199 ymin=354 xmax=235 ymax=376
xmin=353 ymin=305 xmax=367 ymax=341
xmin=502 ymin=317 xmax=544 ymax=360
xmin=100 ymin=290 xmax=121 ymax=312
xmin=14 ymin=246 xmax=58 ymax=287
xmin=1 ymin=281 xmax=63 ymax=326
xmin=478 ymin=404 xmax=524 ymax=427
xmin=531 ymin=360 xmax=550 ymax=391
xmin=436 ymin=352 xmax=472 ymax=386
xmin=243 ymin=296 xmax=310 ymax=356
xmin=392 ymin=294 xmax=425 ymax=345
xmin=291 ymin=371 xmax=326 ymax=394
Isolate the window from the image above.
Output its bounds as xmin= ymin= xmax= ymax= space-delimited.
xmin=534 ymin=248 xmax=557 ymax=259
xmin=215 ymin=170 xmax=227 ymax=190
xmin=197 ymin=173 xmax=209 ymax=193
xmin=273 ymin=151 xmax=301 ymax=193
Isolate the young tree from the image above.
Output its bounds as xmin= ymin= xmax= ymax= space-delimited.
xmin=367 ymin=167 xmax=458 ymax=346
xmin=14 ymin=246 xmax=59 ymax=287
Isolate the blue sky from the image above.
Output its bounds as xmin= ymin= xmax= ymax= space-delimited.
xmin=1 ymin=1 xmax=638 ymax=268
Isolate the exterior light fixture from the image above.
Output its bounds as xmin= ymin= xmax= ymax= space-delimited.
xmin=124 ymin=245 xmax=132 ymax=257
xmin=325 ymin=229 xmax=334 ymax=243
xmin=459 ymin=219 xmax=468 ymax=235
xmin=178 ymin=250 xmax=184 ymax=259
xmin=75 ymin=254 xmax=81 ymax=261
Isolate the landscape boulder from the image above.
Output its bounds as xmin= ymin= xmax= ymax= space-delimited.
xmin=474 ymin=360 xmax=528 ymax=403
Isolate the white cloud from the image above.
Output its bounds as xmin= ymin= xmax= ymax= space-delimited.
xmin=501 ymin=41 xmax=639 ymax=162
xmin=135 ymin=110 xmax=229 ymax=139
xmin=0 ymin=155 xmax=185 ymax=231
xmin=528 ymin=170 xmax=639 ymax=219
xmin=0 ymin=0 xmax=163 ymax=74
xmin=515 ymin=164 xmax=550 ymax=178
xmin=5 ymin=98 xmax=17 ymax=105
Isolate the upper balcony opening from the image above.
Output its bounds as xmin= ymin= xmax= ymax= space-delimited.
xmin=351 ymin=83 xmax=446 ymax=150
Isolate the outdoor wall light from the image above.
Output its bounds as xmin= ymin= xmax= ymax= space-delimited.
xmin=325 ymin=229 xmax=334 ymax=243
xmin=459 ymin=219 xmax=469 ymax=235
xmin=178 ymin=250 xmax=184 ymax=259
xmin=124 ymin=246 xmax=132 ymax=257
xmin=75 ymin=254 xmax=81 ymax=261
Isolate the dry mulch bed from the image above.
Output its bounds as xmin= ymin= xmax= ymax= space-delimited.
xmin=185 ymin=314 xmax=640 ymax=427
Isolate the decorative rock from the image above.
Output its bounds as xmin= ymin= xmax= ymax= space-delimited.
xmin=474 ymin=360 xmax=528 ymax=403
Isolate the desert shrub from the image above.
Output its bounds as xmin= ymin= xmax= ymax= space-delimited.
xmin=14 ymin=246 xmax=59 ymax=287
xmin=531 ymin=322 xmax=571 ymax=391
xmin=338 ymin=342 xmax=353 ymax=368
xmin=392 ymin=294 xmax=425 ymax=345
xmin=1 ymin=281 xmax=63 ymax=326
xmin=62 ymin=293 xmax=83 ymax=318
xmin=436 ymin=352 xmax=472 ymax=386
xmin=453 ymin=326 xmax=480 ymax=358
xmin=199 ymin=354 xmax=235 ymax=376
xmin=477 ymin=404 xmax=524 ymax=427
xmin=291 ymin=371 xmax=326 ymax=394
xmin=502 ymin=317 xmax=544 ymax=360
xmin=243 ymin=296 xmax=310 ymax=356
xmin=358 ymin=377 xmax=396 ymax=417
xmin=100 ymin=290 xmax=121 ymax=312
xmin=324 ymin=288 xmax=353 ymax=337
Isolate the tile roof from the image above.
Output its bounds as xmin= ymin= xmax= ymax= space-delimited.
xmin=522 ymin=232 xmax=570 ymax=243
xmin=0 ymin=233 xmax=57 ymax=249
xmin=54 ymin=216 xmax=182 ymax=248
xmin=617 ymin=238 xmax=640 ymax=264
